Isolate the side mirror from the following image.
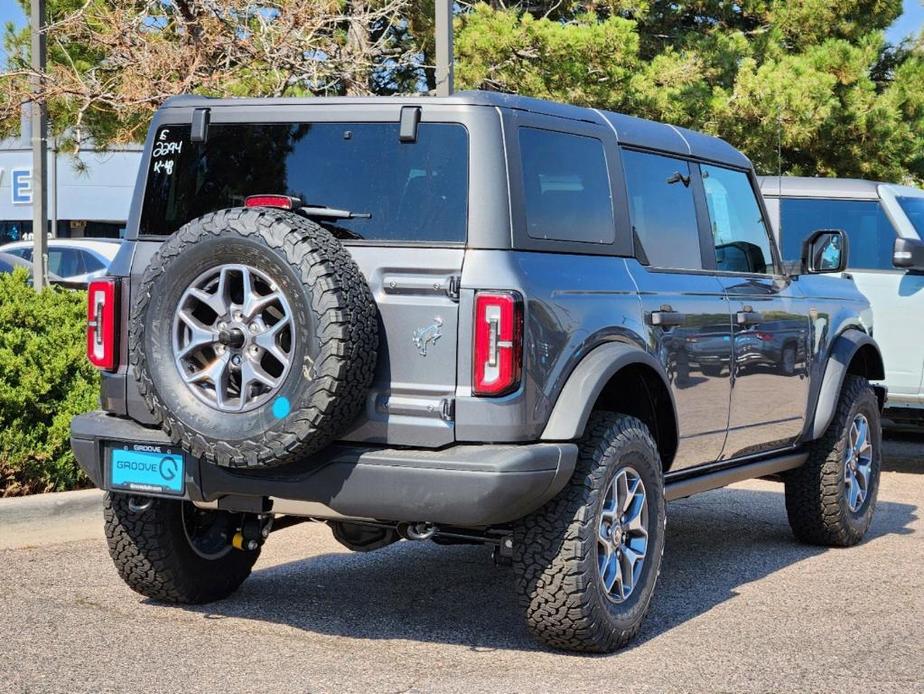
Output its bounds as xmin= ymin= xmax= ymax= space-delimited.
xmin=801 ymin=229 xmax=848 ymax=274
xmin=893 ymin=237 xmax=924 ymax=272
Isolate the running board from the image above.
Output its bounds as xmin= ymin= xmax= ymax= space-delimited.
xmin=664 ymin=452 xmax=807 ymax=501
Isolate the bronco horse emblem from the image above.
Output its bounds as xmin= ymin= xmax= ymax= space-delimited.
xmin=413 ymin=318 xmax=443 ymax=356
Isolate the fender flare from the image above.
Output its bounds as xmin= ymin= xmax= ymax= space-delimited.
xmin=810 ymin=328 xmax=885 ymax=440
xmin=541 ymin=342 xmax=678 ymax=442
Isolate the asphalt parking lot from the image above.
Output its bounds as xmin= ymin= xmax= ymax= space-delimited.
xmin=1 ymin=436 xmax=922 ymax=693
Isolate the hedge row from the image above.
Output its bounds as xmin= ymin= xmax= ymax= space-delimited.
xmin=0 ymin=270 xmax=98 ymax=496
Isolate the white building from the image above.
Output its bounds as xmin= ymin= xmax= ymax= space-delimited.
xmin=0 ymin=132 xmax=142 ymax=244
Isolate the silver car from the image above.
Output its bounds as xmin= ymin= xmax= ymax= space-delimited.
xmin=0 ymin=238 xmax=121 ymax=284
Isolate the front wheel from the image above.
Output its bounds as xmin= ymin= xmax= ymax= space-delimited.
xmin=784 ymin=375 xmax=881 ymax=546
xmin=104 ymin=492 xmax=260 ymax=603
xmin=512 ymin=412 xmax=666 ymax=653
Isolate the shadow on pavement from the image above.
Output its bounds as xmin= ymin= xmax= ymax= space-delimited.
xmin=171 ymin=487 xmax=917 ymax=653
xmin=883 ymin=432 xmax=924 ymax=474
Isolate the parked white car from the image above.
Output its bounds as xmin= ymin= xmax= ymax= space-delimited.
xmin=0 ymin=239 xmax=120 ymax=285
xmin=760 ymin=176 xmax=924 ymax=428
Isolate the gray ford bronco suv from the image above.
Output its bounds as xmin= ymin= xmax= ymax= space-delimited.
xmin=71 ymin=91 xmax=886 ymax=653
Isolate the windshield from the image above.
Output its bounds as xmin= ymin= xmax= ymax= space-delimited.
xmin=140 ymin=122 xmax=469 ymax=242
xmin=896 ymin=196 xmax=924 ymax=237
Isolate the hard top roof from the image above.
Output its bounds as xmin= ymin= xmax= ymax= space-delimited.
xmin=760 ymin=175 xmax=924 ymax=200
xmin=161 ymin=90 xmax=750 ymax=169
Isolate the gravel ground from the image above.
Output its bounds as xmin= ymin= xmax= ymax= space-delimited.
xmin=1 ymin=436 xmax=921 ymax=693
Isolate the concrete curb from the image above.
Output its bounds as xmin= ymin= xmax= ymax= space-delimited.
xmin=0 ymin=488 xmax=105 ymax=549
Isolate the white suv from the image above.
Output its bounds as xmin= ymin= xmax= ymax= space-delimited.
xmin=761 ymin=176 xmax=924 ymax=427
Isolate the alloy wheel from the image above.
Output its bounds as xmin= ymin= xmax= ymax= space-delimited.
xmin=172 ymin=263 xmax=295 ymax=412
xmin=598 ymin=466 xmax=649 ymax=603
xmin=844 ymin=413 xmax=873 ymax=513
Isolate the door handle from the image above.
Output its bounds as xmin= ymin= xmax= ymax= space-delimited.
xmin=736 ymin=309 xmax=763 ymax=326
xmin=649 ymin=308 xmax=686 ymax=327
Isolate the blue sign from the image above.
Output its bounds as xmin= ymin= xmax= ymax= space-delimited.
xmin=11 ymin=169 xmax=31 ymax=205
xmin=110 ymin=446 xmax=185 ymax=495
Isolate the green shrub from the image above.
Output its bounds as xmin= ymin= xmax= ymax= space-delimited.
xmin=0 ymin=270 xmax=98 ymax=495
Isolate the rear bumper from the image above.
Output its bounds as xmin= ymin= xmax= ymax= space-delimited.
xmin=70 ymin=411 xmax=578 ymax=527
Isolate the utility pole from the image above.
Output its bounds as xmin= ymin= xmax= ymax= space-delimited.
xmin=435 ymin=0 xmax=454 ymax=97
xmin=30 ymin=0 xmax=48 ymax=291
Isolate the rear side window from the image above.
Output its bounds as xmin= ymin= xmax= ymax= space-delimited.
xmin=779 ymin=198 xmax=895 ymax=270
xmin=82 ymin=252 xmax=106 ymax=273
xmin=622 ymin=150 xmax=702 ymax=269
xmin=48 ymin=249 xmax=83 ymax=277
xmin=519 ymin=128 xmax=615 ymax=244
xmin=140 ymin=122 xmax=468 ymax=242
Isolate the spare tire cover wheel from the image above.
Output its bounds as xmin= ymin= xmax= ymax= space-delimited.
xmin=130 ymin=207 xmax=378 ymax=469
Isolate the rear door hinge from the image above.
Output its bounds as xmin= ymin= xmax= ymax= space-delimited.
xmin=440 ymin=397 xmax=455 ymax=421
xmin=446 ymin=275 xmax=461 ymax=302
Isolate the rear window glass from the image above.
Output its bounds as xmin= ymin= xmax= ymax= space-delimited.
xmin=779 ymin=198 xmax=895 ymax=270
xmin=519 ymin=128 xmax=615 ymax=244
xmin=140 ymin=122 xmax=469 ymax=242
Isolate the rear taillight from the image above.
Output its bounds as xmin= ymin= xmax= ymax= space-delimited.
xmin=87 ymin=279 xmax=118 ymax=371
xmin=473 ymin=291 xmax=523 ymax=397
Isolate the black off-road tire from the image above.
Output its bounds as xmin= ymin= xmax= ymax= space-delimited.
xmin=512 ymin=412 xmax=666 ymax=653
xmin=784 ymin=375 xmax=881 ymax=546
xmin=104 ymin=492 xmax=259 ymax=604
xmin=780 ymin=343 xmax=797 ymax=376
xmin=130 ymin=207 xmax=378 ymax=468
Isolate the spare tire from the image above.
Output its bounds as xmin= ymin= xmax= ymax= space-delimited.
xmin=129 ymin=207 xmax=378 ymax=468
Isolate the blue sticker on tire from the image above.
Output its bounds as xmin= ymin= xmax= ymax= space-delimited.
xmin=110 ymin=445 xmax=185 ymax=495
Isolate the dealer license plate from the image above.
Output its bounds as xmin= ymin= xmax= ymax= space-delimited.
xmin=108 ymin=443 xmax=186 ymax=496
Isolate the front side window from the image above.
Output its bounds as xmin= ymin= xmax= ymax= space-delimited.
xmin=140 ymin=122 xmax=469 ymax=242
xmin=896 ymin=196 xmax=924 ymax=238
xmin=622 ymin=149 xmax=702 ymax=269
xmin=779 ymin=198 xmax=895 ymax=270
xmin=701 ymin=165 xmax=775 ymax=275
xmin=519 ymin=128 xmax=615 ymax=244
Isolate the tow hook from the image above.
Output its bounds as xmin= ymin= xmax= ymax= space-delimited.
xmin=232 ymin=514 xmax=272 ymax=551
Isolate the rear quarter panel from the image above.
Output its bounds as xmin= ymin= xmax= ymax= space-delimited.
xmin=455 ymin=251 xmax=646 ymax=442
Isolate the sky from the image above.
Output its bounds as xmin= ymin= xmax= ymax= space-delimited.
xmin=0 ymin=0 xmax=922 ymax=65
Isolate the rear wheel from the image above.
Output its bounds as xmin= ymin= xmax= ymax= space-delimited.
xmin=784 ymin=375 xmax=881 ymax=546
xmin=512 ymin=412 xmax=666 ymax=653
xmin=104 ymin=492 xmax=260 ymax=603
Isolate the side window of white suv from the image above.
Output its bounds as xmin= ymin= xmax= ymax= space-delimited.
xmin=779 ymin=198 xmax=896 ymax=270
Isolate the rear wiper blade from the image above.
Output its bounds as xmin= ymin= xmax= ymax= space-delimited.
xmin=300 ymin=206 xmax=371 ymax=220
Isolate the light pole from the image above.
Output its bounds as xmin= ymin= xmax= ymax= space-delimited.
xmin=435 ymin=0 xmax=454 ymax=97
xmin=30 ymin=0 xmax=49 ymax=291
